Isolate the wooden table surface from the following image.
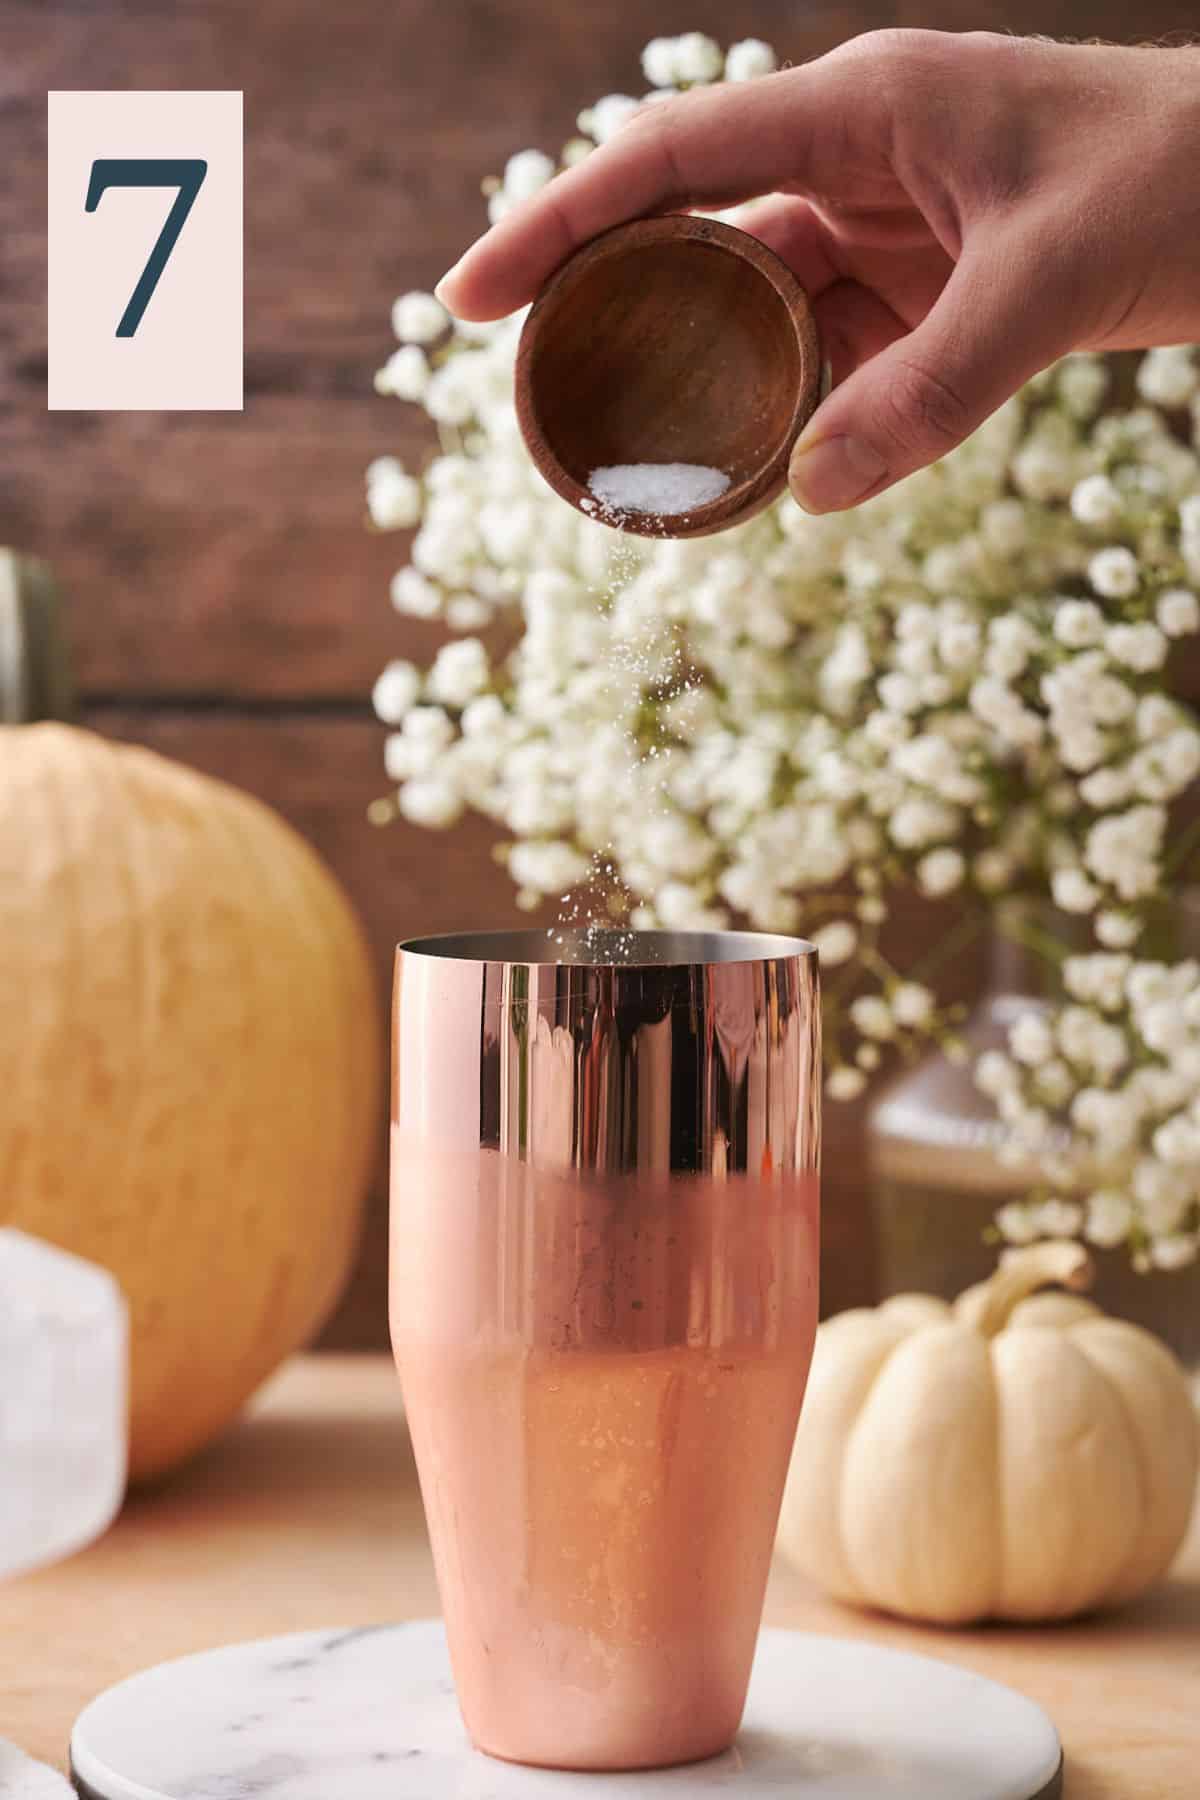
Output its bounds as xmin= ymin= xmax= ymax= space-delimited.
xmin=5 ymin=1355 xmax=1198 ymax=1796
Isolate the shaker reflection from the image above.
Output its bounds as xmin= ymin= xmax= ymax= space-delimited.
xmin=390 ymin=929 xmax=820 ymax=1771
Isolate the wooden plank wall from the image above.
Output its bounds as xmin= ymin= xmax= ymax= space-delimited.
xmin=4 ymin=0 xmax=1196 ymax=1345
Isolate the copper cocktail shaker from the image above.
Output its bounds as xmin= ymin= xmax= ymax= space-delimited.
xmin=390 ymin=928 xmax=820 ymax=1771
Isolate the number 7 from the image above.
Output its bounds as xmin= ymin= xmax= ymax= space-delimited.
xmin=85 ymin=158 xmax=208 ymax=338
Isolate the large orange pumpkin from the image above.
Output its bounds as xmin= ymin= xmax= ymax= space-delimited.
xmin=0 ymin=701 xmax=379 ymax=1477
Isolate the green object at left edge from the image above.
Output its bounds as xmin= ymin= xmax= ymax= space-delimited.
xmin=0 ymin=549 xmax=74 ymax=725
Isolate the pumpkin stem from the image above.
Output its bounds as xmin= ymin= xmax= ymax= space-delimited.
xmin=0 ymin=549 xmax=74 ymax=724
xmin=955 ymin=1240 xmax=1094 ymax=1337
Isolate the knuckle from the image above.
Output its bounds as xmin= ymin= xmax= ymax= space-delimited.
xmin=622 ymin=103 xmax=689 ymax=195
xmin=833 ymin=27 xmax=938 ymax=75
xmin=880 ymin=357 xmax=973 ymax=456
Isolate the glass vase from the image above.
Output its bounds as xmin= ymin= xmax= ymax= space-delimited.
xmin=868 ymin=898 xmax=1200 ymax=1365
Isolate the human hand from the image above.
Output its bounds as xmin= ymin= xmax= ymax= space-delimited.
xmin=437 ymin=31 xmax=1200 ymax=513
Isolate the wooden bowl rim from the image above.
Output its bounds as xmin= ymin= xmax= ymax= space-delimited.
xmin=515 ymin=213 xmax=822 ymax=540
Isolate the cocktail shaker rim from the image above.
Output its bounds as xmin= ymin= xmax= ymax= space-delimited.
xmin=397 ymin=926 xmax=818 ymax=971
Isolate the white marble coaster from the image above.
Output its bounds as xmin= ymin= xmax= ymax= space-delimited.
xmin=70 ymin=1620 xmax=1062 ymax=1800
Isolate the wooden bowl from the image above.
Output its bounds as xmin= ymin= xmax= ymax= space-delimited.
xmin=515 ymin=214 xmax=822 ymax=540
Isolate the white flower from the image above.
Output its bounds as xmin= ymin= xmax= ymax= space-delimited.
xmin=1064 ymin=953 xmax=1131 ymax=1011
xmin=1088 ymin=546 xmax=1140 ymax=599
xmin=811 ymin=921 xmax=857 ymax=966
xmin=987 ymin=614 xmax=1040 ymax=676
xmin=424 ymin=360 xmax=485 ymax=426
xmin=398 ymin=777 xmax=462 ymax=828
xmin=390 ymin=567 xmax=442 ymax=618
xmin=981 ymin=497 xmax=1028 ymax=553
xmin=977 ymin=1050 xmax=1020 ymax=1098
xmin=427 ymin=638 xmax=490 ymax=709
xmin=365 ymin=456 xmax=422 ymax=530
xmin=1096 ymin=910 xmax=1141 ymax=949
xmin=917 ymin=847 xmax=965 ymax=896
xmin=1053 ymin=599 xmax=1105 ymax=649
xmin=1088 ymin=672 xmax=1136 ymax=727
xmin=1125 ymin=960 xmax=1187 ymax=1012
xmin=1133 ymin=1160 xmax=1193 ymax=1231
xmin=1071 ymin=1086 xmax=1141 ymax=1153
xmin=1084 ymin=804 xmax=1165 ymax=900
xmin=1152 ymin=1113 xmax=1200 ymax=1166
xmin=889 ymin=797 xmax=959 ymax=849
xmin=937 ymin=615 xmax=982 ymax=669
xmin=969 ymin=675 xmax=1044 ymax=748
xmin=1157 ymin=587 xmax=1199 ymax=637
xmin=1150 ymin=1234 xmax=1199 ymax=1271
xmin=827 ymin=1066 xmax=867 ymax=1101
xmin=877 ymin=671 xmax=923 ymax=714
xmin=1136 ymin=346 xmax=1198 ymax=408
xmin=1070 ymin=473 xmax=1122 ymax=528
xmin=1034 ymin=1058 xmax=1075 ymax=1106
xmin=1137 ymin=694 xmax=1179 ymax=741
xmin=1030 ymin=1198 xmax=1083 ymax=1237
xmin=391 ymin=290 xmax=448 ymax=344
xmin=1013 ymin=439 xmax=1075 ymax=502
xmin=374 ymin=344 xmax=429 ymax=401
xmin=1128 ymin=729 xmax=1200 ymax=800
xmin=509 ymin=840 xmax=590 ymax=893
xmin=1085 ymin=1190 xmax=1133 ymax=1247
xmin=1079 ymin=767 xmax=1132 ymax=808
xmin=975 ymin=848 xmax=1015 ymax=891
xmin=503 ymin=148 xmax=555 ymax=202
xmin=446 ymin=594 xmax=493 ymax=631
xmin=1010 ymin=1012 xmax=1055 ymax=1065
xmin=863 ymin=711 xmax=909 ymax=752
xmin=891 ymin=982 xmax=935 ymax=1028
xmin=895 ymin=601 xmax=936 ymax=645
xmin=1057 ymin=1005 xmax=1127 ymax=1077
xmin=582 ymin=94 xmax=640 ymax=143
xmin=652 ymin=880 xmax=726 ymax=929
xmin=461 ymin=693 xmax=507 ymax=738
xmin=851 ymin=995 xmax=895 ymax=1040
xmin=400 ymin=704 xmax=455 ymax=751
xmin=1057 ymin=356 xmax=1108 ymax=418
xmin=382 ymin=733 xmax=411 ymax=782
xmin=725 ymin=37 xmax=777 ymax=80
xmin=641 ymin=36 xmax=681 ymax=86
xmin=1105 ymin=622 xmax=1168 ymax=672
xmin=674 ymin=32 xmax=723 ymax=82
xmin=1052 ymin=867 xmax=1101 ymax=913
xmin=372 ymin=659 xmax=421 ymax=724
xmin=996 ymin=1203 xmax=1039 ymax=1245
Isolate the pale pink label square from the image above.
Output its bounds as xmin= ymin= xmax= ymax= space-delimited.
xmin=48 ymin=91 xmax=243 ymax=411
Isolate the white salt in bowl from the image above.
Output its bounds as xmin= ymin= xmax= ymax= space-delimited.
xmin=515 ymin=213 xmax=823 ymax=540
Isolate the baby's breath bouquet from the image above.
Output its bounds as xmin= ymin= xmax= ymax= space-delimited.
xmin=367 ymin=34 xmax=1200 ymax=1274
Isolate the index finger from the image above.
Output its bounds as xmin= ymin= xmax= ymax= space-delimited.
xmin=436 ymin=60 xmax=859 ymax=320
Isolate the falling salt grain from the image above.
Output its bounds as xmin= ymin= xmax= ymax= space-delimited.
xmin=588 ymin=462 xmax=731 ymax=517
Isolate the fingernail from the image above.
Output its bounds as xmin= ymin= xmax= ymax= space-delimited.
xmin=433 ymin=270 xmax=458 ymax=307
xmin=789 ymin=434 xmax=887 ymax=514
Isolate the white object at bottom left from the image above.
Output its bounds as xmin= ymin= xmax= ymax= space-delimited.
xmin=0 ymin=1738 xmax=73 ymax=1798
xmin=0 ymin=1228 xmax=128 ymax=1579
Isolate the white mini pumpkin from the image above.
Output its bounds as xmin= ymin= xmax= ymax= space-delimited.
xmin=778 ymin=1242 xmax=1198 ymax=1623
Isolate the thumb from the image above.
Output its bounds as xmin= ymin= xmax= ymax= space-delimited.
xmin=788 ymin=241 xmax=1067 ymax=513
